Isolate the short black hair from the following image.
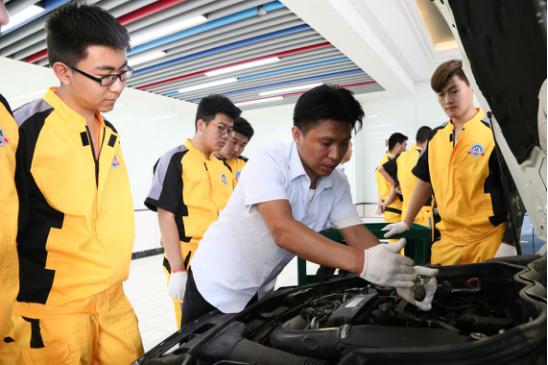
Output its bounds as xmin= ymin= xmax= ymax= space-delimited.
xmin=46 ymin=3 xmax=130 ymax=66
xmin=415 ymin=126 xmax=432 ymax=144
xmin=195 ymin=94 xmax=241 ymax=126
xmin=233 ymin=117 xmax=254 ymax=139
xmin=293 ymin=84 xmax=364 ymax=134
xmin=388 ymin=132 xmax=407 ymax=151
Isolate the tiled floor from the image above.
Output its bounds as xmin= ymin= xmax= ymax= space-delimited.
xmin=124 ymin=254 xmax=307 ymax=352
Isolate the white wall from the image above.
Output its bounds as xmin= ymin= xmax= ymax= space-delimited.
xmin=0 ymin=56 xmax=467 ymax=252
xmin=352 ymin=81 xmax=449 ymax=203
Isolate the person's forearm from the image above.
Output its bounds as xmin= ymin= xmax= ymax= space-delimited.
xmin=157 ymin=209 xmax=184 ymax=272
xmin=274 ymin=220 xmax=364 ymax=274
xmin=384 ymin=187 xmax=398 ymax=207
xmin=403 ymin=179 xmax=432 ymax=226
xmin=342 ymin=225 xmax=379 ymax=250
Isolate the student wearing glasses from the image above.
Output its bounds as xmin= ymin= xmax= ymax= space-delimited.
xmin=145 ymin=94 xmax=241 ymax=327
xmin=215 ymin=117 xmax=254 ymax=186
xmin=10 ymin=4 xmax=143 ymax=364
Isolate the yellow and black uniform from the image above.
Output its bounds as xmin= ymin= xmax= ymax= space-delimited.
xmin=375 ymin=152 xmax=402 ymax=222
xmin=221 ymin=155 xmax=247 ymax=186
xmin=145 ymin=139 xmax=234 ymax=326
xmin=413 ymin=109 xmax=507 ymax=265
xmin=0 ymin=93 xmax=20 ymax=364
xmin=383 ymin=145 xmax=433 ymax=228
xmin=11 ymin=88 xmax=143 ymax=364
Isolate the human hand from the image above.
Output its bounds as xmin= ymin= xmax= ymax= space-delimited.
xmin=396 ymin=266 xmax=439 ymax=311
xmin=168 ymin=271 xmax=188 ymax=300
xmin=381 ymin=221 xmax=410 ymax=238
xmin=361 ymin=239 xmax=416 ymax=287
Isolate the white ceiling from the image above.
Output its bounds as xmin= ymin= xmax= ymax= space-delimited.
xmin=281 ymin=0 xmax=461 ymax=98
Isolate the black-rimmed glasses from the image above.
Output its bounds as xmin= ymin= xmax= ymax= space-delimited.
xmin=69 ymin=65 xmax=134 ymax=87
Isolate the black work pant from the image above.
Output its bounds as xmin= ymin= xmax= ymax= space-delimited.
xmin=181 ymin=268 xmax=216 ymax=327
xmin=181 ymin=269 xmax=260 ymax=328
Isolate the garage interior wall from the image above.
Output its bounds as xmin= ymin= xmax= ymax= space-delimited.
xmin=1 ymin=55 xmax=470 ymax=253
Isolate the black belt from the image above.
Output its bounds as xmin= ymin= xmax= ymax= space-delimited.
xmin=385 ymin=207 xmax=402 ymax=214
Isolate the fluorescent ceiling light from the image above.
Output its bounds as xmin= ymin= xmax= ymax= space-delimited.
xmin=3 ymin=5 xmax=44 ymax=32
xmin=259 ymin=82 xmax=322 ymax=96
xmin=178 ymin=77 xmax=238 ymax=93
xmin=131 ymin=15 xmax=207 ymax=46
xmin=128 ymin=51 xmax=167 ymax=66
xmin=205 ymin=57 xmax=280 ymax=77
xmin=236 ymin=96 xmax=284 ymax=107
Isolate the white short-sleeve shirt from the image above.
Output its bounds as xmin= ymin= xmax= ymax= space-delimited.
xmin=191 ymin=142 xmax=362 ymax=313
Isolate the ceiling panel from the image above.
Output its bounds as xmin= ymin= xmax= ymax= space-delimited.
xmin=2 ymin=0 xmax=382 ymax=109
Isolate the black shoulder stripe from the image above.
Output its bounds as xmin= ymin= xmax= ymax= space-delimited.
xmin=239 ymin=155 xmax=248 ymax=162
xmin=0 ymin=93 xmax=13 ymax=116
xmin=222 ymin=159 xmax=232 ymax=172
xmin=81 ymin=132 xmax=89 ymax=146
xmin=103 ymin=119 xmax=118 ymax=133
xmin=428 ymin=122 xmax=448 ymax=142
xmin=108 ymin=134 xmax=117 ymax=147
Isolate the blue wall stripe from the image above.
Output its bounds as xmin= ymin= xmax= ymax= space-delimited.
xmin=3 ymin=0 xmax=69 ymax=37
xmin=183 ymin=68 xmax=363 ymax=101
xmin=133 ymin=24 xmax=310 ymax=76
xmin=238 ymin=56 xmax=349 ymax=81
xmin=129 ymin=1 xmax=284 ymax=56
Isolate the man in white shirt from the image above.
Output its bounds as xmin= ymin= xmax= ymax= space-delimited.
xmin=183 ymin=85 xmax=438 ymax=325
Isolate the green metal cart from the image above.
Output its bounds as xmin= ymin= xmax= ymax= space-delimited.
xmin=297 ymin=223 xmax=432 ymax=285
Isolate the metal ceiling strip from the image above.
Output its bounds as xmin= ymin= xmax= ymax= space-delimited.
xmin=180 ymin=68 xmax=363 ymax=100
xmin=132 ymin=47 xmax=342 ymax=89
xmin=116 ymin=0 xmax=185 ymax=24
xmin=122 ymin=0 xmax=220 ymax=32
xmin=238 ymin=56 xmax=349 ymax=81
xmin=21 ymin=0 xmax=201 ymax=63
xmin=1 ymin=0 xmax=68 ymax=38
xmin=136 ymin=41 xmax=330 ymax=89
xmin=129 ymin=45 xmax=339 ymax=85
xmin=149 ymin=62 xmax=356 ymax=95
xmin=155 ymin=11 xmax=300 ymax=56
xmin=130 ymin=24 xmax=313 ymax=78
xmin=128 ymin=26 xmax=317 ymax=80
xmin=128 ymin=1 xmax=285 ymax=55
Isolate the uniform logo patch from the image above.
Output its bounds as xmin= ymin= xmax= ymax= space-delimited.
xmin=221 ymin=173 xmax=227 ymax=185
xmin=468 ymin=144 xmax=484 ymax=157
xmin=0 ymin=129 xmax=9 ymax=146
xmin=235 ymin=171 xmax=241 ymax=181
xmin=112 ymin=155 xmax=120 ymax=168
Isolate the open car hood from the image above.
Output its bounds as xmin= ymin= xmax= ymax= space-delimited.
xmin=434 ymin=0 xmax=547 ymax=247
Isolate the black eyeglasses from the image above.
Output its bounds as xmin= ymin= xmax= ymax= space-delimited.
xmin=215 ymin=123 xmax=234 ymax=136
xmin=69 ymin=65 xmax=134 ymax=87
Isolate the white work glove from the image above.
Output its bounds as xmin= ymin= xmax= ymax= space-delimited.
xmin=396 ymin=266 xmax=439 ymax=311
xmin=361 ymin=238 xmax=416 ymax=288
xmin=495 ymin=242 xmax=517 ymax=257
xmin=168 ymin=271 xmax=188 ymax=301
xmin=381 ymin=221 xmax=410 ymax=238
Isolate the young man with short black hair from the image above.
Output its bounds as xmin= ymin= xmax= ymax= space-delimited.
xmin=381 ymin=126 xmax=433 ymax=228
xmin=11 ymin=4 xmax=143 ymax=363
xmin=215 ymin=116 xmax=254 ymax=185
xmin=383 ymin=60 xmax=513 ymax=264
xmin=182 ymin=85 xmax=438 ymax=326
xmin=145 ymin=94 xmax=241 ymax=327
xmin=375 ymin=132 xmax=407 ymax=221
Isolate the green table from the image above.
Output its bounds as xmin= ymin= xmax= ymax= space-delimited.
xmin=297 ymin=223 xmax=432 ymax=285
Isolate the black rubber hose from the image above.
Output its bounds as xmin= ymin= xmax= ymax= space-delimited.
xmin=230 ymin=338 xmax=328 ymax=365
